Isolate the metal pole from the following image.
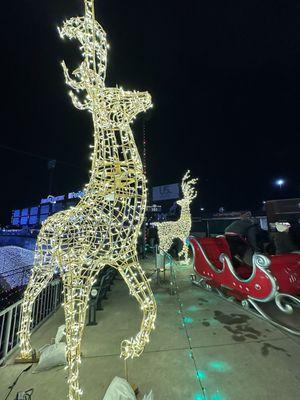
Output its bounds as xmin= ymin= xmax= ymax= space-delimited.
xmin=124 ymin=358 xmax=128 ymax=381
xmin=49 ymin=169 xmax=54 ymax=195
xmin=155 ymin=245 xmax=159 ymax=284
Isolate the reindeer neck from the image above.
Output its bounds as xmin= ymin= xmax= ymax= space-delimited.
xmin=180 ymin=202 xmax=191 ymax=214
xmin=88 ymin=122 xmax=143 ymax=186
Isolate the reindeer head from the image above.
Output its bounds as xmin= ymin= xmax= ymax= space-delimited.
xmin=58 ymin=2 xmax=152 ymax=122
xmin=176 ymin=170 xmax=198 ymax=208
xmin=100 ymin=88 xmax=152 ymax=126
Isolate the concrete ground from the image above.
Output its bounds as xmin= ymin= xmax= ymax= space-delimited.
xmin=1 ymin=256 xmax=300 ymax=400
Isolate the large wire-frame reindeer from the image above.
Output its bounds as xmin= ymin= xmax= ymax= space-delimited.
xmin=17 ymin=1 xmax=157 ymax=399
xmin=155 ymin=171 xmax=197 ymax=261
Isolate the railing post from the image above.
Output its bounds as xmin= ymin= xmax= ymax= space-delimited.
xmin=3 ymin=309 xmax=13 ymax=360
xmin=54 ymin=281 xmax=59 ymax=308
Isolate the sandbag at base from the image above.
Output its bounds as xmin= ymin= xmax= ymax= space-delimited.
xmin=55 ymin=324 xmax=66 ymax=344
xmin=103 ymin=377 xmax=153 ymax=400
xmin=103 ymin=377 xmax=135 ymax=400
xmin=34 ymin=342 xmax=66 ymax=372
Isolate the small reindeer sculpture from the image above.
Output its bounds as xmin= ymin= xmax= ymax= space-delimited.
xmin=17 ymin=1 xmax=157 ymax=399
xmin=155 ymin=171 xmax=198 ymax=261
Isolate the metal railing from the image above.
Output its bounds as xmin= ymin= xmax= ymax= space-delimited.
xmin=0 ymin=278 xmax=63 ymax=365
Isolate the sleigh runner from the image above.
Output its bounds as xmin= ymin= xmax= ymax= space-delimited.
xmin=188 ymin=235 xmax=300 ymax=335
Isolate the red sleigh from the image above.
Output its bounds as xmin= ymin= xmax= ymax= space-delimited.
xmin=188 ymin=235 xmax=300 ymax=335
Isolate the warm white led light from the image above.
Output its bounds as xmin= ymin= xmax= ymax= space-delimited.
xmin=18 ymin=1 xmax=157 ymax=399
xmin=155 ymin=171 xmax=197 ymax=262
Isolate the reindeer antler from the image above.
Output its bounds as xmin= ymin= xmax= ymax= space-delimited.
xmin=181 ymin=170 xmax=198 ymax=201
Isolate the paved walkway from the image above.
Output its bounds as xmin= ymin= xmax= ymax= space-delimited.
xmin=1 ymin=257 xmax=300 ymax=400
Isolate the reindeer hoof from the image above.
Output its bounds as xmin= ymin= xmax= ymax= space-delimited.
xmin=15 ymin=349 xmax=39 ymax=364
xmin=120 ymin=339 xmax=143 ymax=359
xmin=120 ymin=339 xmax=134 ymax=359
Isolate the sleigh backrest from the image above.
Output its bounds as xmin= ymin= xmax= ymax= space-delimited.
xmin=198 ymin=236 xmax=232 ymax=270
xmin=215 ymin=236 xmax=232 ymax=258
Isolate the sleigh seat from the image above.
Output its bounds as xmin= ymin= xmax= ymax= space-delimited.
xmin=198 ymin=236 xmax=253 ymax=279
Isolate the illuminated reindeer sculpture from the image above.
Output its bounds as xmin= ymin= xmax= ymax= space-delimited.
xmin=155 ymin=171 xmax=197 ymax=261
xmin=18 ymin=1 xmax=157 ymax=398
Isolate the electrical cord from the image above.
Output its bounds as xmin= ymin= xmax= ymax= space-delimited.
xmin=4 ymin=364 xmax=33 ymax=400
xmin=0 ymin=143 xmax=79 ymax=169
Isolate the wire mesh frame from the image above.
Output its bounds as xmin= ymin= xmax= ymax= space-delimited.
xmin=17 ymin=1 xmax=157 ymax=399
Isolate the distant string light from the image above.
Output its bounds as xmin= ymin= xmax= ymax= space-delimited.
xmin=0 ymin=246 xmax=33 ymax=289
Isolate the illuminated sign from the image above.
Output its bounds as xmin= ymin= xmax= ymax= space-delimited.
xmin=68 ymin=190 xmax=85 ymax=199
xmin=40 ymin=195 xmax=65 ymax=204
xmin=152 ymin=183 xmax=179 ymax=201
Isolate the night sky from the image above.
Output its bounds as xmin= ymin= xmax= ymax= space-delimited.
xmin=1 ymin=0 xmax=300 ymax=224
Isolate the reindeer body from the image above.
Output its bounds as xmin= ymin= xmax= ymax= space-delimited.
xmin=155 ymin=171 xmax=197 ymax=261
xmin=18 ymin=2 xmax=157 ymax=399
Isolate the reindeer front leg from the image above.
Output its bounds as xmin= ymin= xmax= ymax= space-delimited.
xmin=178 ymin=238 xmax=189 ymax=262
xmin=119 ymin=260 xmax=157 ymax=359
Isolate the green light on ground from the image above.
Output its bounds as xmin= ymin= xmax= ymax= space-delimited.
xmin=211 ymin=391 xmax=227 ymax=400
xmin=183 ymin=316 xmax=194 ymax=324
xmin=208 ymin=360 xmax=231 ymax=372
xmin=193 ymin=393 xmax=205 ymax=400
xmin=186 ymin=305 xmax=201 ymax=312
xmin=196 ymin=370 xmax=206 ymax=379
